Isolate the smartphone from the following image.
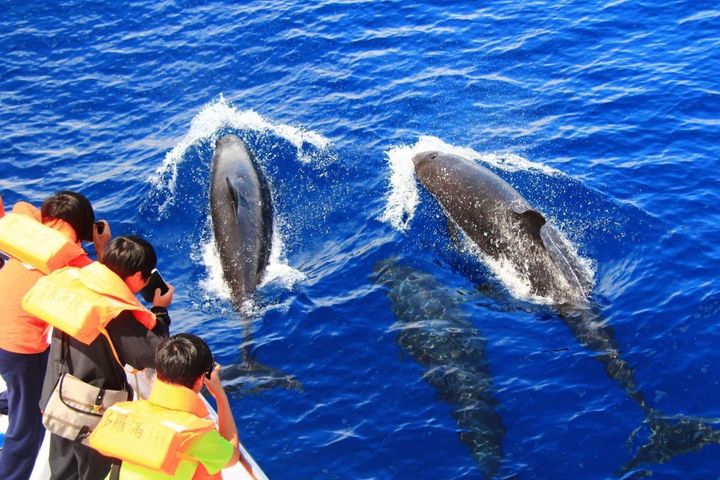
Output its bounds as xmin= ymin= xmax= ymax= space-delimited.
xmin=95 ymin=221 xmax=105 ymax=235
xmin=139 ymin=268 xmax=169 ymax=303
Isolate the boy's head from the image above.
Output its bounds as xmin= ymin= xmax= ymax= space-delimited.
xmin=101 ymin=236 xmax=156 ymax=289
xmin=155 ymin=334 xmax=214 ymax=389
xmin=41 ymin=191 xmax=95 ymax=242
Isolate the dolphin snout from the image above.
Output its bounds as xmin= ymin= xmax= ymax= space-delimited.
xmin=215 ymin=134 xmax=241 ymax=149
xmin=412 ymin=151 xmax=440 ymax=167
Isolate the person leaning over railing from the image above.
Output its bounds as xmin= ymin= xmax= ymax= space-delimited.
xmin=34 ymin=236 xmax=175 ymax=480
xmin=0 ymin=191 xmax=110 ymax=480
xmin=89 ymin=333 xmax=247 ymax=480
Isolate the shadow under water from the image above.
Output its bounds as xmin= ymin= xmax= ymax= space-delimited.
xmin=373 ymin=258 xmax=506 ymax=480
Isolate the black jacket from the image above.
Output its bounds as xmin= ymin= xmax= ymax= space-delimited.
xmin=40 ymin=307 xmax=170 ymax=409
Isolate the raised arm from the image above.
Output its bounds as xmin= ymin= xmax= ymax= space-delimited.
xmin=204 ymin=363 xmax=241 ymax=469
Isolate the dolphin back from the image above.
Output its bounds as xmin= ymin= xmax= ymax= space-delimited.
xmin=210 ymin=134 xmax=273 ymax=306
xmin=412 ymin=151 xmax=588 ymax=303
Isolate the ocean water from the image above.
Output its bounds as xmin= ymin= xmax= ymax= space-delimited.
xmin=2 ymin=1 xmax=719 ymax=479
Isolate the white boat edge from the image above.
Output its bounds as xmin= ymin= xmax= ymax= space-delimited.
xmin=0 ymin=370 xmax=269 ymax=480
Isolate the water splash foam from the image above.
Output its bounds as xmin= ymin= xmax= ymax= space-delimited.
xmin=150 ymin=95 xmax=334 ymax=214
xmin=200 ymin=235 xmax=232 ymax=302
xmin=262 ymin=218 xmax=307 ymax=289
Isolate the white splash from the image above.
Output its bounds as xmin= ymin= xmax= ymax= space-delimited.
xmin=150 ymin=95 xmax=334 ymax=213
xmin=457 ymin=225 xmax=553 ymax=304
xmin=483 ymin=255 xmax=549 ymax=304
xmin=260 ymin=219 xmax=307 ymax=289
xmin=198 ymin=218 xmax=305 ymax=306
xmin=378 ymin=141 xmax=419 ymax=232
xmin=199 ymin=236 xmax=232 ymax=302
xmin=380 ymin=135 xmax=563 ymax=231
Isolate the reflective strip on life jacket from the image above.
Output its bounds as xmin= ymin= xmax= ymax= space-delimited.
xmin=88 ymin=400 xmax=215 ymax=475
xmin=21 ymin=262 xmax=155 ymax=345
xmin=0 ymin=212 xmax=86 ymax=274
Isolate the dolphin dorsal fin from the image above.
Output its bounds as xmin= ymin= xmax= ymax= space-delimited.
xmin=226 ymin=178 xmax=240 ymax=210
xmin=513 ymin=210 xmax=546 ymax=244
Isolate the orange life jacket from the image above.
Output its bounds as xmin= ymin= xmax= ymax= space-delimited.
xmin=21 ymin=262 xmax=156 ymax=347
xmin=0 ymin=203 xmax=86 ymax=274
xmin=0 ymin=202 xmax=91 ymax=354
xmin=89 ymin=379 xmax=216 ymax=476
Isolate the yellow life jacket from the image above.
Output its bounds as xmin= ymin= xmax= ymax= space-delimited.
xmin=0 ymin=205 xmax=86 ymax=274
xmin=21 ymin=261 xmax=156 ymax=345
xmin=89 ymin=380 xmax=216 ymax=476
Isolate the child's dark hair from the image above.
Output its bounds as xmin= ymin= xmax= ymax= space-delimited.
xmin=101 ymin=236 xmax=156 ymax=280
xmin=155 ymin=334 xmax=214 ymax=389
xmin=41 ymin=191 xmax=95 ymax=242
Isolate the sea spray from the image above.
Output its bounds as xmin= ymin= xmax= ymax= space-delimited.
xmin=150 ymin=95 xmax=335 ymax=214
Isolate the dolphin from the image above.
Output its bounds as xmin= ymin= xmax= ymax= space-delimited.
xmin=373 ymin=258 xmax=506 ymax=480
xmin=211 ymin=134 xmax=274 ymax=305
xmin=411 ymin=151 xmax=720 ymax=472
xmin=210 ymin=134 xmax=300 ymax=394
xmin=412 ymin=151 xmax=591 ymax=305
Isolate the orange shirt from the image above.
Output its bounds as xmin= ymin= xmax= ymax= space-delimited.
xmin=0 ymin=202 xmax=92 ymax=354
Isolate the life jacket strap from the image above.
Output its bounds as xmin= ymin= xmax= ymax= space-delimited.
xmin=98 ymin=326 xmax=139 ymax=375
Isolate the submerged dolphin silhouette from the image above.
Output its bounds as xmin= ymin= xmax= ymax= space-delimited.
xmin=373 ymin=258 xmax=506 ymax=480
xmin=210 ymin=134 xmax=300 ymax=394
xmin=411 ymin=150 xmax=720 ymax=472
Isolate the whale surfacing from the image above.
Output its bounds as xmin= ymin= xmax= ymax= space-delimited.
xmin=209 ymin=134 xmax=300 ymax=394
xmin=211 ymin=134 xmax=274 ymax=307
xmin=412 ymin=151 xmax=591 ymax=305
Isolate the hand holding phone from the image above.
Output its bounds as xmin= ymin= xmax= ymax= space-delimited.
xmin=205 ymin=360 xmax=217 ymax=380
xmin=93 ymin=220 xmax=111 ymax=262
xmin=139 ymin=269 xmax=170 ymax=303
xmin=203 ymin=362 xmax=224 ymax=399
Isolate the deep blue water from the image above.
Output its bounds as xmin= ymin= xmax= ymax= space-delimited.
xmin=2 ymin=1 xmax=719 ymax=478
